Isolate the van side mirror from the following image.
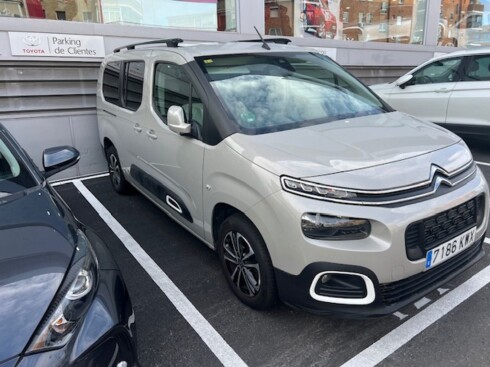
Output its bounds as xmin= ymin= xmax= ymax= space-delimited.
xmin=395 ymin=74 xmax=413 ymax=89
xmin=43 ymin=146 xmax=80 ymax=178
xmin=168 ymin=106 xmax=191 ymax=135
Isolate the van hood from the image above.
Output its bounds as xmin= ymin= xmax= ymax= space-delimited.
xmin=225 ymin=111 xmax=463 ymax=181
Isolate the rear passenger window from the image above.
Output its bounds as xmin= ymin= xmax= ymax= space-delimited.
xmin=123 ymin=61 xmax=145 ymax=110
xmin=464 ymin=55 xmax=490 ymax=81
xmin=102 ymin=62 xmax=121 ymax=106
xmin=153 ymin=63 xmax=204 ymax=127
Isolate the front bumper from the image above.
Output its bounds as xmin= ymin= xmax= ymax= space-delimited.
xmin=246 ymin=166 xmax=489 ymax=316
xmin=275 ymin=236 xmax=485 ymax=318
xmin=16 ymin=228 xmax=138 ymax=367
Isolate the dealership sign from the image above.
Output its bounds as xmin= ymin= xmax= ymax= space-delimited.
xmin=8 ymin=32 xmax=105 ymax=58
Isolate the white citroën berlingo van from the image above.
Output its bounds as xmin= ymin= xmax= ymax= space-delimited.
xmin=97 ymin=38 xmax=489 ymax=317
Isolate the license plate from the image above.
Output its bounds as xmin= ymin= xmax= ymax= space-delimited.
xmin=425 ymin=227 xmax=477 ymax=270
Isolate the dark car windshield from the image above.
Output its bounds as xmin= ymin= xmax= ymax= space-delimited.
xmin=0 ymin=132 xmax=38 ymax=199
xmin=196 ymin=52 xmax=387 ymax=134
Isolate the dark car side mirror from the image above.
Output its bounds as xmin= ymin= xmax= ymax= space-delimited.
xmin=43 ymin=146 xmax=80 ymax=178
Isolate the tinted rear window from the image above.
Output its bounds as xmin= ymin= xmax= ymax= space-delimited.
xmin=124 ymin=61 xmax=145 ymax=110
xmin=102 ymin=62 xmax=121 ymax=106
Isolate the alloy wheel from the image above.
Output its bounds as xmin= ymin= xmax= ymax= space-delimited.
xmin=108 ymin=153 xmax=121 ymax=188
xmin=222 ymin=231 xmax=261 ymax=297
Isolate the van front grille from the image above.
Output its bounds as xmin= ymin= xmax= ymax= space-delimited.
xmin=405 ymin=198 xmax=477 ymax=261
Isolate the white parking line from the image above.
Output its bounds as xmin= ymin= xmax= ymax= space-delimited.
xmin=51 ymin=172 xmax=109 ymax=186
xmin=72 ymin=180 xmax=248 ymax=367
xmin=341 ymin=238 xmax=490 ymax=367
xmin=476 ymin=161 xmax=490 ymax=167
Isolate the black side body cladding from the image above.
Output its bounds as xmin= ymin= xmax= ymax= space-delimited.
xmin=130 ymin=165 xmax=193 ymax=223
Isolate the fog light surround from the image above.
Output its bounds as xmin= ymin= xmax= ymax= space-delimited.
xmin=310 ymin=271 xmax=376 ymax=305
xmin=301 ymin=213 xmax=371 ymax=240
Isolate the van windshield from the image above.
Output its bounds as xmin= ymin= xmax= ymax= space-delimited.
xmin=196 ymin=52 xmax=387 ymax=134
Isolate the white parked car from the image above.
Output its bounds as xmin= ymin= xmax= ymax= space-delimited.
xmin=370 ymin=48 xmax=490 ymax=137
xmin=97 ymin=38 xmax=488 ymax=317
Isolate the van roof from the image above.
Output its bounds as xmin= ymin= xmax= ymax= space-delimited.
xmin=107 ymin=39 xmax=310 ymax=63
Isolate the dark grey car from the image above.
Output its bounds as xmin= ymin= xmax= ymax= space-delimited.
xmin=0 ymin=124 xmax=137 ymax=367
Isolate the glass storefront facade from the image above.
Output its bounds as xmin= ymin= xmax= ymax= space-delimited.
xmin=0 ymin=0 xmax=236 ymax=31
xmin=1 ymin=0 xmax=489 ymax=47
xmin=264 ymin=0 xmax=490 ymax=47
xmin=265 ymin=0 xmax=427 ymax=44
xmin=439 ymin=0 xmax=490 ymax=47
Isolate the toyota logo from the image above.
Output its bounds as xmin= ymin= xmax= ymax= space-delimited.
xmin=23 ymin=34 xmax=41 ymax=47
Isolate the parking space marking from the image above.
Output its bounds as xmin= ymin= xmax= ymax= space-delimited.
xmin=72 ymin=180 xmax=248 ymax=367
xmin=476 ymin=161 xmax=490 ymax=167
xmin=341 ymin=251 xmax=490 ymax=367
xmin=51 ymin=172 xmax=109 ymax=186
xmin=485 ymin=238 xmax=490 ymax=245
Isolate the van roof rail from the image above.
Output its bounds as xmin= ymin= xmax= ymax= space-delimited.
xmin=114 ymin=38 xmax=184 ymax=53
xmin=238 ymin=38 xmax=292 ymax=45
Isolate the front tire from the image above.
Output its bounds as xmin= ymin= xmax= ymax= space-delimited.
xmin=217 ymin=213 xmax=277 ymax=310
xmin=106 ymin=145 xmax=131 ymax=194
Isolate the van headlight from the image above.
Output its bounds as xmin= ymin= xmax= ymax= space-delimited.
xmin=301 ymin=213 xmax=371 ymax=240
xmin=281 ymin=176 xmax=357 ymax=202
xmin=26 ymin=230 xmax=98 ymax=353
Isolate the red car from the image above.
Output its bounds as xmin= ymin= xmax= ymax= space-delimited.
xmin=302 ymin=0 xmax=337 ymax=39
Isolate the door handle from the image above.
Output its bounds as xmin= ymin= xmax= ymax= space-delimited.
xmin=435 ymin=88 xmax=450 ymax=93
xmin=133 ymin=123 xmax=142 ymax=133
xmin=146 ymin=130 xmax=158 ymax=140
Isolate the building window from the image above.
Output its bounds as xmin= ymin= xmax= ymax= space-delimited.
xmin=339 ymin=0 xmax=428 ymax=45
xmin=366 ymin=12 xmax=372 ymax=24
xmin=0 ymin=0 xmax=27 ymax=17
xmin=343 ymin=11 xmax=349 ymax=23
xmin=17 ymin=0 xmax=237 ymax=32
xmin=83 ymin=12 xmax=93 ymax=22
xmin=265 ymin=0 xmax=293 ymax=36
xmin=380 ymin=2 xmax=388 ymax=14
xmin=264 ymin=0 xmax=429 ymax=44
xmin=35 ymin=0 xmax=102 ymax=23
xmin=439 ymin=0 xmax=490 ymax=47
xmin=56 ymin=11 xmax=66 ymax=20
xmin=270 ymin=5 xmax=279 ymax=17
